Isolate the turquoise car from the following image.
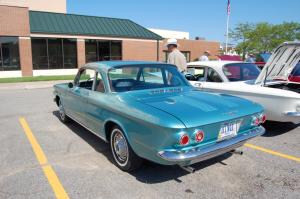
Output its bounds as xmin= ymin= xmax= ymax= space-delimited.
xmin=53 ymin=61 xmax=265 ymax=171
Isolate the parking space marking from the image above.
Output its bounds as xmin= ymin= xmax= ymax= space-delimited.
xmin=245 ymin=143 xmax=300 ymax=163
xmin=19 ymin=117 xmax=70 ymax=199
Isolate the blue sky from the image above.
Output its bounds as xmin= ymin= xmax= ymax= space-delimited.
xmin=68 ymin=0 xmax=300 ymax=42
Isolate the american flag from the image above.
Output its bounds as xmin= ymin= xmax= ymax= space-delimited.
xmin=227 ymin=0 xmax=231 ymax=15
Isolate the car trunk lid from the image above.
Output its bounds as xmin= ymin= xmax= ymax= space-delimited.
xmin=128 ymin=88 xmax=261 ymax=128
xmin=255 ymin=42 xmax=300 ymax=84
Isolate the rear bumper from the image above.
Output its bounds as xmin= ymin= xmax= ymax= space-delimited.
xmin=157 ymin=126 xmax=265 ymax=164
xmin=285 ymin=111 xmax=300 ymax=117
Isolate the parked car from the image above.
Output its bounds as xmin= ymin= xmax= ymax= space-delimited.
xmin=218 ymin=55 xmax=242 ymax=61
xmin=53 ymin=61 xmax=265 ymax=171
xmin=187 ymin=43 xmax=300 ymax=124
xmin=289 ymin=62 xmax=300 ymax=83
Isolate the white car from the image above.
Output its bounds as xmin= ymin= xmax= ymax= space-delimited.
xmin=186 ymin=42 xmax=300 ymax=124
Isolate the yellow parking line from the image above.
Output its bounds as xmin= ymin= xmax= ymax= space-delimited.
xmin=19 ymin=118 xmax=48 ymax=165
xmin=19 ymin=117 xmax=69 ymax=199
xmin=245 ymin=143 xmax=300 ymax=163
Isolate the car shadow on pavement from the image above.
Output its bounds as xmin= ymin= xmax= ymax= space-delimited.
xmin=262 ymin=121 xmax=299 ymax=137
xmin=52 ymin=111 xmax=113 ymax=161
xmin=130 ymin=153 xmax=232 ymax=184
xmin=53 ymin=111 xmax=233 ymax=184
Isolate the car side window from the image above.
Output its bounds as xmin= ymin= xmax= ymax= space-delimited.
xmin=206 ymin=67 xmax=223 ymax=82
xmin=109 ymin=67 xmax=139 ymax=92
xmin=76 ymin=69 xmax=96 ymax=90
xmin=94 ymin=72 xmax=105 ymax=93
xmin=186 ymin=66 xmax=206 ymax=81
xmin=142 ymin=68 xmax=164 ymax=84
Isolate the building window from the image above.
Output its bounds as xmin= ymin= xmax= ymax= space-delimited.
xmin=63 ymin=39 xmax=77 ymax=69
xmin=85 ymin=40 xmax=122 ymax=63
xmin=0 ymin=37 xmax=20 ymax=71
xmin=31 ymin=38 xmax=77 ymax=70
xmin=164 ymin=51 xmax=191 ymax=63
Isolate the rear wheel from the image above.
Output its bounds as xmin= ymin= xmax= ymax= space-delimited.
xmin=110 ymin=126 xmax=142 ymax=171
xmin=58 ymin=99 xmax=70 ymax=123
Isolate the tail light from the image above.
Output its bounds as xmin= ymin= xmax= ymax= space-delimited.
xmin=260 ymin=114 xmax=267 ymax=124
xmin=195 ymin=130 xmax=204 ymax=142
xmin=252 ymin=113 xmax=266 ymax=126
xmin=252 ymin=116 xmax=260 ymax=126
xmin=179 ymin=134 xmax=189 ymax=146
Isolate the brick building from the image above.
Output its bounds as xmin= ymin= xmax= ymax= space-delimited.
xmin=0 ymin=1 xmax=220 ymax=78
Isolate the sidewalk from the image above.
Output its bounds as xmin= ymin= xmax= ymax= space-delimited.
xmin=0 ymin=80 xmax=70 ymax=90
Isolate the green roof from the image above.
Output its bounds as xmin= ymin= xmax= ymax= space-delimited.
xmin=29 ymin=11 xmax=163 ymax=40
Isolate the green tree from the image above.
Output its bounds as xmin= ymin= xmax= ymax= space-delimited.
xmin=229 ymin=23 xmax=255 ymax=59
xmin=271 ymin=22 xmax=300 ymax=47
xmin=229 ymin=22 xmax=300 ymax=59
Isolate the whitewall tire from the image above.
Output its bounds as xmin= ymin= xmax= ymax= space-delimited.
xmin=110 ymin=126 xmax=142 ymax=171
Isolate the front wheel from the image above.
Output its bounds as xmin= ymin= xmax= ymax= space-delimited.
xmin=58 ymin=99 xmax=70 ymax=123
xmin=110 ymin=126 xmax=142 ymax=171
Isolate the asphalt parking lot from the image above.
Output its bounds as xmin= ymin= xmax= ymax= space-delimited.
xmin=0 ymin=82 xmax=299 ymax=199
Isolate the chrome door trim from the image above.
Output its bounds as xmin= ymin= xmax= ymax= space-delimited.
xmin=66 ymin=113 xmax=108 ymax=142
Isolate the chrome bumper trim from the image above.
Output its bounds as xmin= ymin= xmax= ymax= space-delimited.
xmin=157 ymin=126 xmax=265 ymax=163
xmin=285 ymin=111 xmax=300 ymax=117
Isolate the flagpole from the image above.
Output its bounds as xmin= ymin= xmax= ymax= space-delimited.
xmin=225 ymin=12 xmax=230 ymax=54
xmin=225 ymin=0 xmax=230 ymax=55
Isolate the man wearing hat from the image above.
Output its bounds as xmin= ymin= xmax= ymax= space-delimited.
xmin=166 ymin=38 xmax=187 ymax=73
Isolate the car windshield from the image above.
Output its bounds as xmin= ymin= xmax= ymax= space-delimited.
xmin=108 ymin=64 xmax=189 ymax=92
xmin=223 ymin=63 xmax=261 ymax=82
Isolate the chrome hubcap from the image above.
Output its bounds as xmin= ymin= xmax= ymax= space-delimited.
xmin=113 ymin=131 xmax=128 ymax=162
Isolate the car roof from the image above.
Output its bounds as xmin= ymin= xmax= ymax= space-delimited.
xmin=84 ymin=61 xmax=167 ymax=71
xmin=187 ymin=61 xmax=243 ymax=69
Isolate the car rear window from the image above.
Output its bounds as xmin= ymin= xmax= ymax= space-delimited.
xmin=108 ymin=64 xmax=188 ymax=92
xmin=223 ymin=63 xmax=261 ymax=82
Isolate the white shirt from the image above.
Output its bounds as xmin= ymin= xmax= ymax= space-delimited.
xmin=199 ymin=55 xmax=209 ymax=61
xmin=167 ymin=49 xmax=187 ymax=72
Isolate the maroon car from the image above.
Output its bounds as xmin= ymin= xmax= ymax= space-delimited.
xmin=218 ymin=55 xmax=242 ymax=61
xmin=289 ymin=63 xmax=300 ymax=83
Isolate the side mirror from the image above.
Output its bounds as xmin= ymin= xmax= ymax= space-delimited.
xmin=68 ymin=82 xmax=74 ymax=88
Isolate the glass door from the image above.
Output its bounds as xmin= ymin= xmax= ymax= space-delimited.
xmin=98 ymin=41 xmax=110 ymax=61
xmin=63 ymin=39 xmax=77 ymax=68
xmin=85 ymin=40 xmax=98 ymax=63
xmin=32 ymin=38 xmax=48 ymax=69
xmin=48 ymin=38 xmax=63 ymax=69
xmin=111 ymin=41 xmax=122 ymax=60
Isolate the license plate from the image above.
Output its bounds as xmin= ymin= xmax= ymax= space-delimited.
xmin=218 ymin=122 xmax=240 ymax=141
